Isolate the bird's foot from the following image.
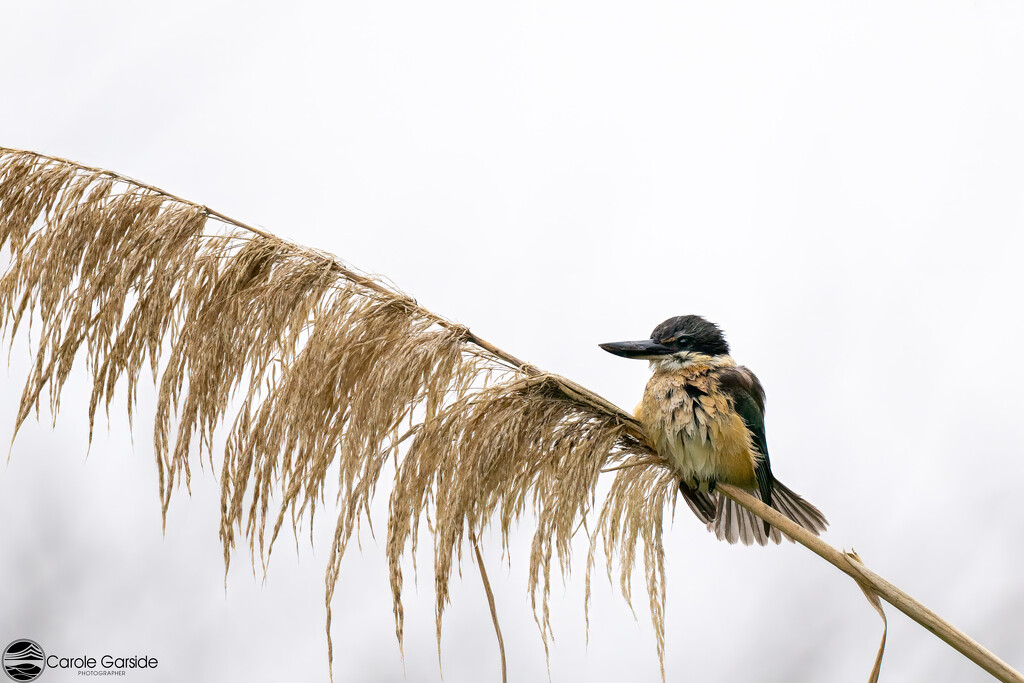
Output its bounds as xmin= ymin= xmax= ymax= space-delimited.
xmin=697 ymin=479 xmax=716 ymax=495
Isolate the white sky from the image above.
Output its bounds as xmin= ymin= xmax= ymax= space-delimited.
xmin=2 ymin=2 xmax=1023 ymax=681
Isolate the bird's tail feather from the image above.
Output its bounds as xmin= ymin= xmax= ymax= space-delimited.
xmin=711 ymin=480 xmax=828 ymax=546
xmin=679 ymin=481 xmax=716 ymax=524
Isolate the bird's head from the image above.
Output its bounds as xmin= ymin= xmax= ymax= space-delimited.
xmin=599 ymin=315 xmax=730 ymax=370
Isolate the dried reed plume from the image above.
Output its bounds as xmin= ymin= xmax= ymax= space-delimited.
xmin=0 ymin=147 xmax=670 ymax=677
xmin=3 ymin=147 xmax=1021 ymax=683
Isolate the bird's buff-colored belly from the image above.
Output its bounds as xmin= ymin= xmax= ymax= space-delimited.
xmin=637 ymin=397 xmax=758 ymax=489
xmin=651 ymin=427 xmax=756 ymax=488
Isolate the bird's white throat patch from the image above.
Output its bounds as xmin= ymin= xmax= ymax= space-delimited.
xmin=649 ymin=353 xmax=736 ymax=373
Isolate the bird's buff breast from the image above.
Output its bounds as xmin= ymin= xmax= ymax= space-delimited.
xmin=635 ymin=371 xmax=758 ymax=489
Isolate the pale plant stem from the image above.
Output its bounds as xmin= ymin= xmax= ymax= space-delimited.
xmin=471 ymin=530 xmax=507 ymax=683
xmin=5 ymin=146 xmax=1020 ymax=682
xmin=717 ymin=483 xmax=1024 ymax=683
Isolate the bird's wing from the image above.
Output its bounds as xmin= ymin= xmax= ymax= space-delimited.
xmin=717 ymin=366 xmax=773 ymax=508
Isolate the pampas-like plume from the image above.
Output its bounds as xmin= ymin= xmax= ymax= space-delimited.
xmin=0 ymin=148 xmax=668 ymax=676
xmin=5 ymin=148 xmax=1023 ymax=683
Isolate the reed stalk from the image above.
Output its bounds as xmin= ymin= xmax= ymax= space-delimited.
xmin=2 ymin=146 xmax=1019 ymax=682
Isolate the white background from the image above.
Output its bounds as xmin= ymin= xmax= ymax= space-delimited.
xmin=2 ymin=2 xmax=1023 ymax=681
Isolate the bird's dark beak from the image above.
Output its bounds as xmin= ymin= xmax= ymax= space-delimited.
xmin=599 ymin=339 xmax=674 ymax=359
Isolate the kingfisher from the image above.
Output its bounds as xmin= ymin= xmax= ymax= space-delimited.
xmin=600 ymin=315 xmax=827 ymax=545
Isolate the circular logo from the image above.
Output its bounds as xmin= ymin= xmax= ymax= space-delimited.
xmin=2 ymin=640 xmax=44 ymax=682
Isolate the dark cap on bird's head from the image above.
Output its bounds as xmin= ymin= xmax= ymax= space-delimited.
xmin=599 ymin=314 xmax=730 ymax=359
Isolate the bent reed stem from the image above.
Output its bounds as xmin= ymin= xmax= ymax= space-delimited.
xmin=3 ymin=146 xmax=1019 ymax=683
xmin=717 ymin=484 xmax=1024 ymax=683
xmin=471 ymin=530 xmax=507 ymax=683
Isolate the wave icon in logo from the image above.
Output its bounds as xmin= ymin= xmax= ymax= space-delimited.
xmin=2 ymin=640 xmax=45 ymax=682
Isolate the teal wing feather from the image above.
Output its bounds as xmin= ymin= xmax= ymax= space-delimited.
xmin=731 ymin=389 xmax=774 ymax=505
xmin=718 ymin=367 xmax=774 ymax=532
